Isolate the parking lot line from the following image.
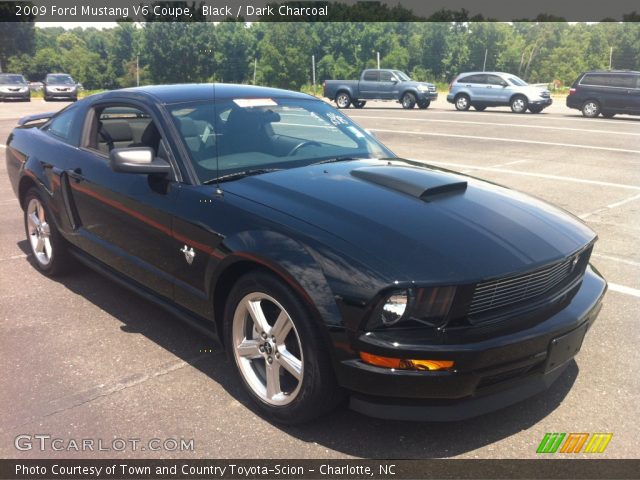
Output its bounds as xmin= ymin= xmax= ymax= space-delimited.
xmin=413 ymin=159 xmax=640 ymax=191
xmin=372 ymin=128 xmax=640 ymax=156
xmin=592 ymin=253 xmax=640 ymax=268
xmin=350 ymin=115 xmax=640 ymax=137
xmin=608 ymin=283 xmax=640 ymax=298
xmin=579 ymin=193 xmax=640 ymax=219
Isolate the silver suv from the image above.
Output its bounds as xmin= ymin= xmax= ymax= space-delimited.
xmin=447 ymin=72 xmax=552 ymax=113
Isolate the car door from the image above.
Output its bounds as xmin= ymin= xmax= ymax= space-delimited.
xmin=62 ymin=101 xmax=180 ymax=300
xmin=359 ymin=70 xmax=379 ymax=99
xmin=377 ymin=70 xmax=398 ymax=100
xmin=485 ymin=74 xmax=509 ymax=104
xmin=460 ymin=74 xmax=488 ymax=102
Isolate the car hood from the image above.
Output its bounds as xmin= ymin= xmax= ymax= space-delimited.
xmin=224 ymin=159 xmax=596 ymax=284
xmin=405 ymin=81 xmax=435 ymax=88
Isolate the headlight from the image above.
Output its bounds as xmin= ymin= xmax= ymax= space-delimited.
xmin=367 ymin=286 xmax=456 ymax=330
xmin=417 ymin=85 xmax=430 ymax=92
xmin=381 ymin=291 xmax=409 ymax=326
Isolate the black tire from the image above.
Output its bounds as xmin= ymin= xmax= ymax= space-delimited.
xmin=473 ymin=105 xmax=487 ymax=111
xmin=454 ymin=94 xmax=470 ymax=111
xmin=224 ymin=271 xmax=342 ymax=424
xmin=418 ymin=100 xmax=430 ymax=109
xmin=602 ymin=111 xmax=616 ymax=119
xmin=401 ymin=92 xmax=416 ymax=109
xmin=528 ymin=106 xmax=543 ymax=114
xmin=23 ymin=187 xmax=72 ymax=276
xmin=581 ymin=100 xmax=600 ymax=118
xmin=335 ymin=92 xmax=351 ymax=109
xmin=43 ymin=96 xmax=49 ymax=102
xmin=510 ymin=95 xmax=528 ymax=113
xmin=352 ymin=100 xmax=366 ymax=109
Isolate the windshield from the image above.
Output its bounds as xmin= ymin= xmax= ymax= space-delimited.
xmin=46 ymin=75 xmax=75 ymax=85
xmin=170 ymin=98 xmax=393 ymax=183
xmin=507 ymin=76 xmax=528 ymax=86
xmin=393 ymin=71 xmax=411 ymax=81
xmin=0 ymin=74 xmax=26 ymax=85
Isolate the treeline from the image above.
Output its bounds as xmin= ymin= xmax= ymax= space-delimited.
xmin=2 ymin=21 xmax=639 ymax=90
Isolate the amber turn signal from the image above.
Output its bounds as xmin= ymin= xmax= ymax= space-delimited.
xmin=359 ymin=352 xmax=454 ymax=371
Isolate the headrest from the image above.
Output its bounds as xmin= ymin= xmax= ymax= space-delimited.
xmin=102 ymin=121 xmax=132 ymax=142
xmin=179 ymin=117 xmax=199 ymax=137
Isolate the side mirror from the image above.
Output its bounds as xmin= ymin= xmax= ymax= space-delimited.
xmin=109 ymin=147 xmax=171 ymax=174
xmin=391 ymin=78 xmax=398 ymax=84
xmin=501 ymin=81 xmax=508 ymax=87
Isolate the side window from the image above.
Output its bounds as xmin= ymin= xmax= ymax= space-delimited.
xmin=46 ymin=108 xmax=76 ymax=142
xmin=363 ymin=71 xmax=378 ymax=82
xmin=610 ymin=74 xmax=635 ymax=88
xmin=379 ymin=71 xmax=394 ymax=82
xmin=90 ymin=105 xmax=163 ymax=159
xmin=486 ymin=75 xmax=505 ymax=86
xmin=460 ymin=74 xmax=485 ymax=84
xmin=582 ymin=74 xmax=607 ymax=86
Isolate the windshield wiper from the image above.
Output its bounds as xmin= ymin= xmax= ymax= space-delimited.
xmin=202 ymin=168 xmax=282 ymax=185
xmin=311 ymin=155 xmax=366 ymax=166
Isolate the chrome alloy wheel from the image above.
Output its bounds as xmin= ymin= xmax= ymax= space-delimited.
xmin=335 ymin=93 xmax=350 ymax=108
xmin=583 ymin=101 xmax=599 ymax=117
xmin=232 ymin=293 xmax=304 ymax=406
xmin=511 ymin=97 xmax=527 ymax=113
xmin=26 ymin=197 xmax=52 ymax=266
xmin=455 ymin=95 xmax=469 ymax=110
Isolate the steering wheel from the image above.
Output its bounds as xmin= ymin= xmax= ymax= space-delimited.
xmin=287 ymin=140 xmax=322 ymax=156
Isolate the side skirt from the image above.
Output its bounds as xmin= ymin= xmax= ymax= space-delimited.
xmin=68 ymin=246 xmax=221 ymax=344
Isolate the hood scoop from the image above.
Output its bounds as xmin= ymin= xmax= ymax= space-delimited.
xmin=351 ymin=166 xmax=467 ymax=201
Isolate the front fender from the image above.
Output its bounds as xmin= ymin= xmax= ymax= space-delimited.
xmin=210 ymin=230 xmax=343 ymax=328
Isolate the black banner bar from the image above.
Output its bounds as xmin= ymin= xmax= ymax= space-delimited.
xmin=1 ymin=459 xmax=639 ymax=480
xmin=0 ymin=0 xmax=639 ymax=22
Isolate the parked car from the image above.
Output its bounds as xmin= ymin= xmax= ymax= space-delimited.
xmin=0 ymin=73 xmax=30 ymax=101
xmin=447 ymin=72 xmax=552 ymax=113
xmin=43 ymin=73 xmax=78 ymax=102
xmin=566 ymin=70 xmax=640 ymax=118
xmin=6 ymin=84 xmax=606 ymax=424
xmin=323 ymin=69 xmax=438 ymax=109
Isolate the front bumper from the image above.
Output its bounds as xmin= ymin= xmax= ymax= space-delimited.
xmin=45 ymin=89 xmax=77 ymax=99
xmin=417 ymin=91 xmax=438 ymax=101
xmin=530 ymin=98 xmax=553 ymax=107
xmin=339 ymin=265 xmax=606 ymax=421
xmin=0 ymin=90 xmax=30 ymax=100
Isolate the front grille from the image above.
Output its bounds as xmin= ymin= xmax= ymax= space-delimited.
xmin=540 ymin=91 xmax=550 ymax=98
xmin=428 ymin=85 xmax=436 ymax=92
xmin=468 ymin=252 xmax=586 ymax=317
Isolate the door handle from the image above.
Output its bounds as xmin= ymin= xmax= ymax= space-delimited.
xmin=486 ymin=86 xmax=493 ymax=89
xmin=67 ymin=168 xmax=83 ymax=182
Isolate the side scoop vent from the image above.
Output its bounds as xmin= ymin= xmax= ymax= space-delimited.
xmin=351 ymin=166 xmax=467 ymax=201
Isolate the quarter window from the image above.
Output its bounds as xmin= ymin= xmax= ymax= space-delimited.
xmin=46 ymin=108 xmax=75 ymax=141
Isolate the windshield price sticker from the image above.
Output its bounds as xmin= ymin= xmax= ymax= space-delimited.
xmin=233 ymin=98 xmax=278 ymax=108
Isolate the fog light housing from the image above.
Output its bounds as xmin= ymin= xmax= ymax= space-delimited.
xmin=360 ymin=352 xmax=454 ymax=371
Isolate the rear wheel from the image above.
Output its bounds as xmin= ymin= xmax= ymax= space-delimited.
xmin=335 ymin=92 xmax=351 ymax=109
xmin=417 ymin=99 xmax=430 ymax=109
xmin=581 ymin=100 xmax=600 ymax=118
xmin=510 ymin=95 xmax=528 ymax=113
xmin=401 ymin=92 xmax=416 ymax=109
xmin=473 ymin=105 xmax=487 ymax=111
xmin=23 ymin=188 xmax=71 ymax=276
xmin=224 ymin=272 xmax=342 ymax=424
xmin=454 ymin=94 xmax=470 ymax=111
xmin=352 ymin=100 xmax=366 ymax=109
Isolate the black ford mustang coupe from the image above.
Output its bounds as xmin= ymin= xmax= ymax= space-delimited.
xmin=6 ymin=84 xmax=606 ymax=423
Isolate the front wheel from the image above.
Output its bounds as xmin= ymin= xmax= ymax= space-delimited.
xmin=602 ymin=111 xmax=615 ymax=119
xmin=473 ymin=105 xmax=487 ymax=111
xmin=528 ymin=106 xmax=543 ymax=114
xmin=418 ymin=100 xmax=430 ymax=109
xmin=335 ymin=92 xmax=351 ymax=109
xmin=401 ymin=92 xmax=416 ymax=109
xmin=224 ymin=272 xmax=342 ymax=424
xmin=510 ymin=95 xmax=528 ymax=113
xmin=23 ymin=188 xmax=71 ymax=276
xmin=352 ymin=100 xmax=366 ymax=109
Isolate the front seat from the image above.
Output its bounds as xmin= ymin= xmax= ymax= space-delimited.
xmin=129 ymin=121 xmax=161 ymax=156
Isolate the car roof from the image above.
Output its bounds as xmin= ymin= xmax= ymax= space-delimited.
xmin=107 ymin=83 xmax=315 ymax=105
xmin=457 ymin=72 xmax=515 ymax=77
xmin=582 ymin=70 xmax=640 ymax=74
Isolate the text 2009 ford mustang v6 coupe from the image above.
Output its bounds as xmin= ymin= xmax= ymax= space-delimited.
xmin=5 ymin=84 xmax=606 ymax=423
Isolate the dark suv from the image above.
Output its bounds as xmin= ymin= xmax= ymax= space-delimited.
xmin=566 ymin=71 xmax=640 ymax=118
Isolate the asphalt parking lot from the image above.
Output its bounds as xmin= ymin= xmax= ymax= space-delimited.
xmin=0 ymin=97 xmax=638 ymax=459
